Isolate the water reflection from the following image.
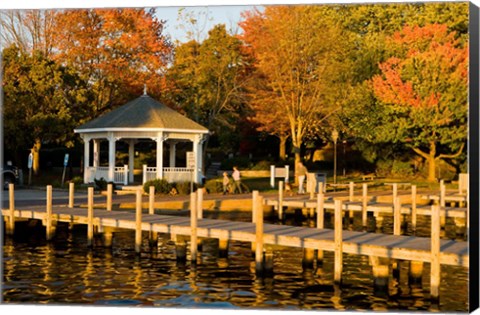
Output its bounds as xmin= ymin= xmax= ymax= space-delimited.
xmin=2 ymin=212 xmax=469 ymax=312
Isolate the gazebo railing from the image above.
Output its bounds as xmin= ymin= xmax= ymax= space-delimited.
xmin=142 ymin=165 xmax=195 ymax=184
xmin=86 ymin=166 xmax=128 ymax=185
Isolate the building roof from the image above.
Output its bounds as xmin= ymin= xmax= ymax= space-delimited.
xmin=75 ymin=94 xmax=208 ymax=133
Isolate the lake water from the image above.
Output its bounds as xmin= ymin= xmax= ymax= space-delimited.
xmin=1 ymin=211 xmax=469 ymax=312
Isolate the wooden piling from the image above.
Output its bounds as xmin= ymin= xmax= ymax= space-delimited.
xmin=106 ymin=183 xmax=113 ymax=211
xmin=411 ymin=185 xmax=417 ymax=232
xmin=316 ymin=192 xmax=325 ymax=265
xmin=175 ymin=236 xmax=187 ymax=262
xmin=392 ymin=183 xmax=398 ymax=200
xmin=46 ymin=185 xmax=55 ymax=241
xmin=349 ymin=182 xmax=354 ymax=202
xmin=149 ymin=186 xmax=155 ymax=215
xmin=264 ymin=251 xmax=274 ymax=275
xmin=278 ymin=181 xmax=284 ymax=220
xmin=197 ymin=187 xmax=203 ymax=219
xmin=251 ymin=191 xmax=259 ymax=254
xmin=334 ymin=199 xmax=343 ymax=284
xmin=409 ymin=261 xmax=424 ymax=285
xmin=135 ymin=188 xmax=143 ymax=254
xmin=430 ymin=204 xmax=441 ymax=301
xmin=190 ymin=192 xmax=198 ymax=263
xmin=87 ymin=187 xmax=94 ymax=247
xmin=68 ymin=182 xmax=74 ymax=208
xmin=103 ymin=227 xmax=114 ymax=247
xmin=302 ymin=248 xmax=315 ymax=269
xmin=218 ymin=239 xmax=229 ymax=258
xmin=7 ymin=183 xmax=15 ymax=235
xmin=362 ymin=183 xmax=368 ymax=228
xmin=255 ymin=194 xmax=264 ymax=275
xmin=393 ymin=197 xmax=401 ymax=236
xmin=440 ymin=180 xmax=446 ymax=208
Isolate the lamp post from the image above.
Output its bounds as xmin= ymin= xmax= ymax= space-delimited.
xmin=332 ymin=129 xmax=339 ymax=184
xmin=342 ymin=140 xmax=347 ymax=177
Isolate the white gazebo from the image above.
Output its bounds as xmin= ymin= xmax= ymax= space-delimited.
xmin=74 ymin=92 xmax=209 ymax=185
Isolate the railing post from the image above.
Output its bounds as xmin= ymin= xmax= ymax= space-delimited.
xmin=251 ymin=190 xmax=259 ymax=254
xmin=349 ymin=181 xmax=354 ymax=202
xmin=106 ymin=183 xmax=113 ymax=211
xmin=190 ymin=191 xmax=198 ymax=263
xmin=362 ymin=183 xmax=368 ymax=228
xmin=440 ymin=180 xmax=446 ymax=208
xmin=270 ymin=165 xmax=275 ymax=188
xmin=316 ymin=192 xmax=324 ymax=266
xmin=135 ymin=188 xmax=143 ymax=254
xmin=68 ymin=182 xmax=74 ymax=208
xmin=7 ymin=183 xmax=15 ymax=235
xmin=411 ymin=185 xmax=417 ymax=232
xmin=278 ymin=181 xmax=284 ymax=220
xmin=334 ymin=199 xmax=343 ymax=285
xmin=255 ymin=194 xmax=264 ymax=275
xmin=430 ymin=204 xmax=441 ymax=301
xmin=124 ymin=164 xmax=128 ymax=186
xmin=87 ymin=187 xmax=94 ymax=247
xmin=392 ymin=183 xmax=398 ymax=201
xmin=142 ymin=164 xmax=147 ymax=184
xmin=197 ymin=186 xmax=203 ymax=219
xmin=393 ymin=197 xmax=401 ymax=235
xmin=149 ymin=185 xmax=155 ymax=215
xmin=46 ymin=185 xmax=54 ymax=241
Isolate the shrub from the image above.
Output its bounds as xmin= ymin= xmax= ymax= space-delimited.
xmin=391 ymin=160 xmax=414 ymax=178
xmin=143 ymin=178 xmax=172 ymax=194
xmin=205 ymin=179 xmax=223 ymax=194
xmin=69 ymin=176 xmax=84 ymax=187
xmin=175 ymin=181 xmax=198 ymax=195
xmin=94 ymin=177 xmax=108 ymax=191
xmin=251 ymin=160 xmax=272 ymax=170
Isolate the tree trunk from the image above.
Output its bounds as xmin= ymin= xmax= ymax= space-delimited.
xmin=279 ymin=135 xmax=287 ymax=161
xmin=427 ymin=154 xmax=436 ymax=182
xmin=31 ymin=139 xmax=41 ymax=175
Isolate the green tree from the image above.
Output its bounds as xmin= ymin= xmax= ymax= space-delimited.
xmin=167 ymin=24 xmax=249 ymax=162
xmin=2 ymin=46 xmax=91 ymax=174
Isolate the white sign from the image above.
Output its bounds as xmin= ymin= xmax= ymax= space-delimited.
xmin=186 ymin=152 xmax=195 ymax=169
xmin=28 ymin=153 xmax=33 ymax=169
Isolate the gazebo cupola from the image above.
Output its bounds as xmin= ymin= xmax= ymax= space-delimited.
xmin=74 ymin=92 xmax=209 ymax=185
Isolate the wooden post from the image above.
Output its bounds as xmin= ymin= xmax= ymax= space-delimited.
xmin=370 ymin=256 xmax=390 ymax=293
xmin=264 ymin=251 xmax=274 ymax=276
xmin=349 ymin=181 xmax=354 ymax=202
xmin=87 ymin=187 xmax=94 ymax=247
xmin=7 ymin=183 xmax=15 ymax=235
xmin=68 ymin=182 xmax=74 ymax=208
xmin=430 ymin=204 xmax=441 ymax=301
xmin=302 ymin=248 xmax=315 ymax=269
xmin=255 ymin=195 xmax=264 ymax=275
xmin=278 ymin=181 xmax=284 ymax=220
xmin=411 ymin=185 xmax=417 ymax=232
xmin=149 ymin=185 xmax=155 ymax=215
xmin=103 ymin=227 xmax=114 ymax=247
xmin=106 ymin=183 xmax=113 ymax=211
xmin=393 ymin=197 xmax=401 ymax=236
xmin=392 ymin=183 xmax=398 ymax=201
xmin=316 ymin=192 xmax=324 ymax=266
xmin=218 ymin=239 xmax=229 ymax=258
xmin=251 ymin=190 xmax=259 ymax=254
xmin=440 ymin=180 xmax=446 ymax=208
xmin=362 ymin=183 xmax=368 ymax=228
xmin=175 ymin=236 xmax=187 ymax=262
xmin=46 ymin=185 xmax=55 ymax=241
xmin=197 ymin=187 xmax=203 ymax=219
xmin=334 ymin=199 xmax=343 ymax=285
xmin=190 ymin=192 xmax=198 ymax=263
xmin=135 ymin=188 xmax=142 ymax=254
xmin=409 ymin=261 xmax=424 ymax=285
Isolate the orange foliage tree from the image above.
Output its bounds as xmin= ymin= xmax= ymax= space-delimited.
xmin=52 ymin=8 xmax=173 ymax=117
xmin=372 ymin=24 xmax=468 ymax=181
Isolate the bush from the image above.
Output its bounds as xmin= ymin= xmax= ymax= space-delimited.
xmin=251 ymin=160 xmax=273 ymax=170
xmin=391 ymin=160 xmax=414 ymax=178
xmin=205 ymin=179 xmax=223 ymax=194
xmin=94 ymin=177 xmax=108 ymax=190
xmin=143 ymin=178 xmax=172 ymax=194
xmin=70 ymin=176 xmax=83 ymax=187
xmin=175 ymin=181 xmax=198 ymax=195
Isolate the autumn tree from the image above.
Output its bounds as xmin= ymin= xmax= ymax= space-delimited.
xmin=2 ymin=46 xmax=91 ymax=174
xmin=240 ymin=6 xmax=348 ymax=169
xmin=52 ymin=8 xmax=173 ymax=118
xmin=370 ymin=24 xmax=468 ymax=182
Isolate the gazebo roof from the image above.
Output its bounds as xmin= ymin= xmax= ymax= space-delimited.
xmin=75 ymin=94 xmax=208 ymax=133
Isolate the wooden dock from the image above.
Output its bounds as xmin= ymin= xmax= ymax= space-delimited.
xmin=1 ymin=183 xmax=470 ymax=301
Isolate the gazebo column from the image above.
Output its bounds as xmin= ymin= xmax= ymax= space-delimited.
xmin=169 ymin=142 xmax=176 ymax=168
xmin=193 ymin=135 xmax=204 ymax=183
xmin=156 ymin=132 xmax=164 ymax=179
xmin=128 ymin=139 xmax=135 ymax=183
xmin=108 ymin=132 xmax=116 ymax=182
xmin=93 ymin=139 xmax=100 ymax=167
xmin=82 ymin=135 xmax=91 ymax=184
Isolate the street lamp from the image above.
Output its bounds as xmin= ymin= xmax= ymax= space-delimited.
xmin=332 ymin=129 xmax=339 ymax=184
